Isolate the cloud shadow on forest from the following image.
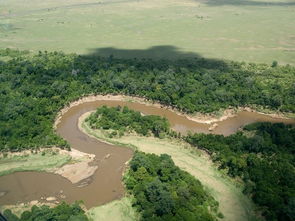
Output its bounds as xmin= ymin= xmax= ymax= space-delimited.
xmin=83 ymin=45 xmax=230 ymax=71
xmin=86 ymin=45 xmax=204 ymax=60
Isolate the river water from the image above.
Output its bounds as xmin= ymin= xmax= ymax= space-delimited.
xmin=0 ymin=100 xmax=294 ymax=208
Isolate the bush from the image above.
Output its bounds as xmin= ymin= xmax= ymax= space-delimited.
xmin=3 ymin=202 xmax=89 ymax=221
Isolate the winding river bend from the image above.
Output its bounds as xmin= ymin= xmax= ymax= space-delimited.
xmin=0 ymin=98 xmax=294 ymax=209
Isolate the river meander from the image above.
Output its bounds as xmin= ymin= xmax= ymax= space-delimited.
xmin=0 ymin=98 xmax=294 ymax=208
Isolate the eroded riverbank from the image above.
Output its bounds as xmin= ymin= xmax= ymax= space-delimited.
xmin=1 ymin=95 xmax=294 ymax=218
xmin=55 ymin=95 xmax=295 ymax=136
xmin=0 ymin=147 xmax=96 ymax=183
xmin=81 ymin=114 xmax=258 ymax=221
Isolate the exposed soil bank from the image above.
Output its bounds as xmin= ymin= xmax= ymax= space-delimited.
xmin=55 ymin=94 xmax=293 ymax=126
xmin=81 ymin=118 xmax=257 ymax=221
xmin=54 ymin=148 xmax=97 ymax=184
xmin=56 ymin=94 xmax=295 ymax=136
xmin=0 ymin=147 xmax=96 ymax=184
xmin=0 ymin=94 xmax=294 ymax=213
xmin=0 ymin=97 xmax=134 ymax=208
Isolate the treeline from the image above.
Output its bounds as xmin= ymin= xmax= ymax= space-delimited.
xmin=185 ymin=123 xmax=295 ymax=221
xmin=0 ymin=48 xmax=29 ymax=57
xmin=2 ymin=202 xmax=88 ymax=221
xmin=125 ymin=152 xmax=220 ymax=221
xmin=1 ymin=48 xmax=295 ymax=151
xmin=86 ymin=106 xmax=170 ymax=138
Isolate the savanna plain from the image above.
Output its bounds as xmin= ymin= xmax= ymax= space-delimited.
xmin=0 ymin=0 xmax=295 ymax=221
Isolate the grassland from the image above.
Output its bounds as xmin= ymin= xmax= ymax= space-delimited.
xmin=81 ymin=118 xmax=259 ymax=221
xmin=87 ymin=197 xmax=139 ymax=221
xmin=0 ymin=149 xmax=71 ymax=177
xmin=1 ymin=0 xmax=294 ymax=64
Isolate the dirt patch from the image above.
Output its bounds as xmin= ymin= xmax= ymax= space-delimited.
xmin=54 ymin=160 xmax=98 ymax=184
xmin=53 ymin=148 xmax=97 ymax=184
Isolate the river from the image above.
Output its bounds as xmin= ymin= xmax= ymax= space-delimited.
xmin=0 ymin=98 xmax=294 ymax=208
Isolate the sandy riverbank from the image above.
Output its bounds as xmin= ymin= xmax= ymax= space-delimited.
xmin=54 ymin=94 xmax=291 ymax=130
xmin=0 ymin=147 xmax=97 ymax=184
xmin=80 ymin=116 xmax=257 ymax=221
xmin=53 ymin=148 xmax=97 ymax=184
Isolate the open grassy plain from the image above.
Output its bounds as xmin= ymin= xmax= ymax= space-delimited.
xmin=0 ymin=0 xmax=294 ymax=64
xmin=87 ymin=197 xmax=139 ymax=221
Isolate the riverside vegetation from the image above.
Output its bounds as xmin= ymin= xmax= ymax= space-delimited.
xmin=3 ymin=202 xmax=88 ymax=221
xmin=125 ymin=152 xmax=219 ymax=221
xmin=4 ymin=154 xmax=221 ymax=221
xmin=87 ymin=106 xmax=220 ymax=221
xmin=1 ymin=48 xmax=295 ymax=220
xmin=86 ymin=106 xmax=170 ymax=138
xmin=1 ymin=1 xmax=295 ymax=220
xmin=186 ymin=123 xmax=295 ymax=221
xmin=0 ymin=149 xmax=70 ymax=177
xmin=1 ymin=48 xmax=295 ymax=152
xmin=81 ymin=108 xmax=255 ymax=221
xmin=87 ymin=106 xmax=295 ymax=221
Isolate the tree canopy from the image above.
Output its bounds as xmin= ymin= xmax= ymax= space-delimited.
xmin=125 ymin=152 xmax=220 ymax=221
xmin=1 ymin=48 xmax=295 ymax=151
xmin=86 ymin=106 xmax=170 ymax=138
xmin=3 ymin=202 xmax=88 ymax=221
xmin=186 ymin=123 xmax=295 ymax=221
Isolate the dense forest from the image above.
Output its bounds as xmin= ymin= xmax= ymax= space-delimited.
xmin=2 ymin=202 xmax=89 ymax=221
xmin=186 ymin=123 xmax=295 ymax=221
xmin=86 ymin=106 xmax=170 ymax=138
xmin=1 ymin=48 xmax=295 ymax=151
xmin=125 ymin=152 xmax=220 ymax=221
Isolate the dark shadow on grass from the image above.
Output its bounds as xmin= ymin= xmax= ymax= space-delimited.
xmin=87 ymin=46 xmax=201 ymax=60
xmin=83 ymin=45 xmax=230 ymax=71
xmin=203 ymin=0 xmax=295 ymax=7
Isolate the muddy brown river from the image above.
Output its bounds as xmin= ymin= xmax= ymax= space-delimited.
xmin=0 ymin=99 xmax=294 ymax=208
